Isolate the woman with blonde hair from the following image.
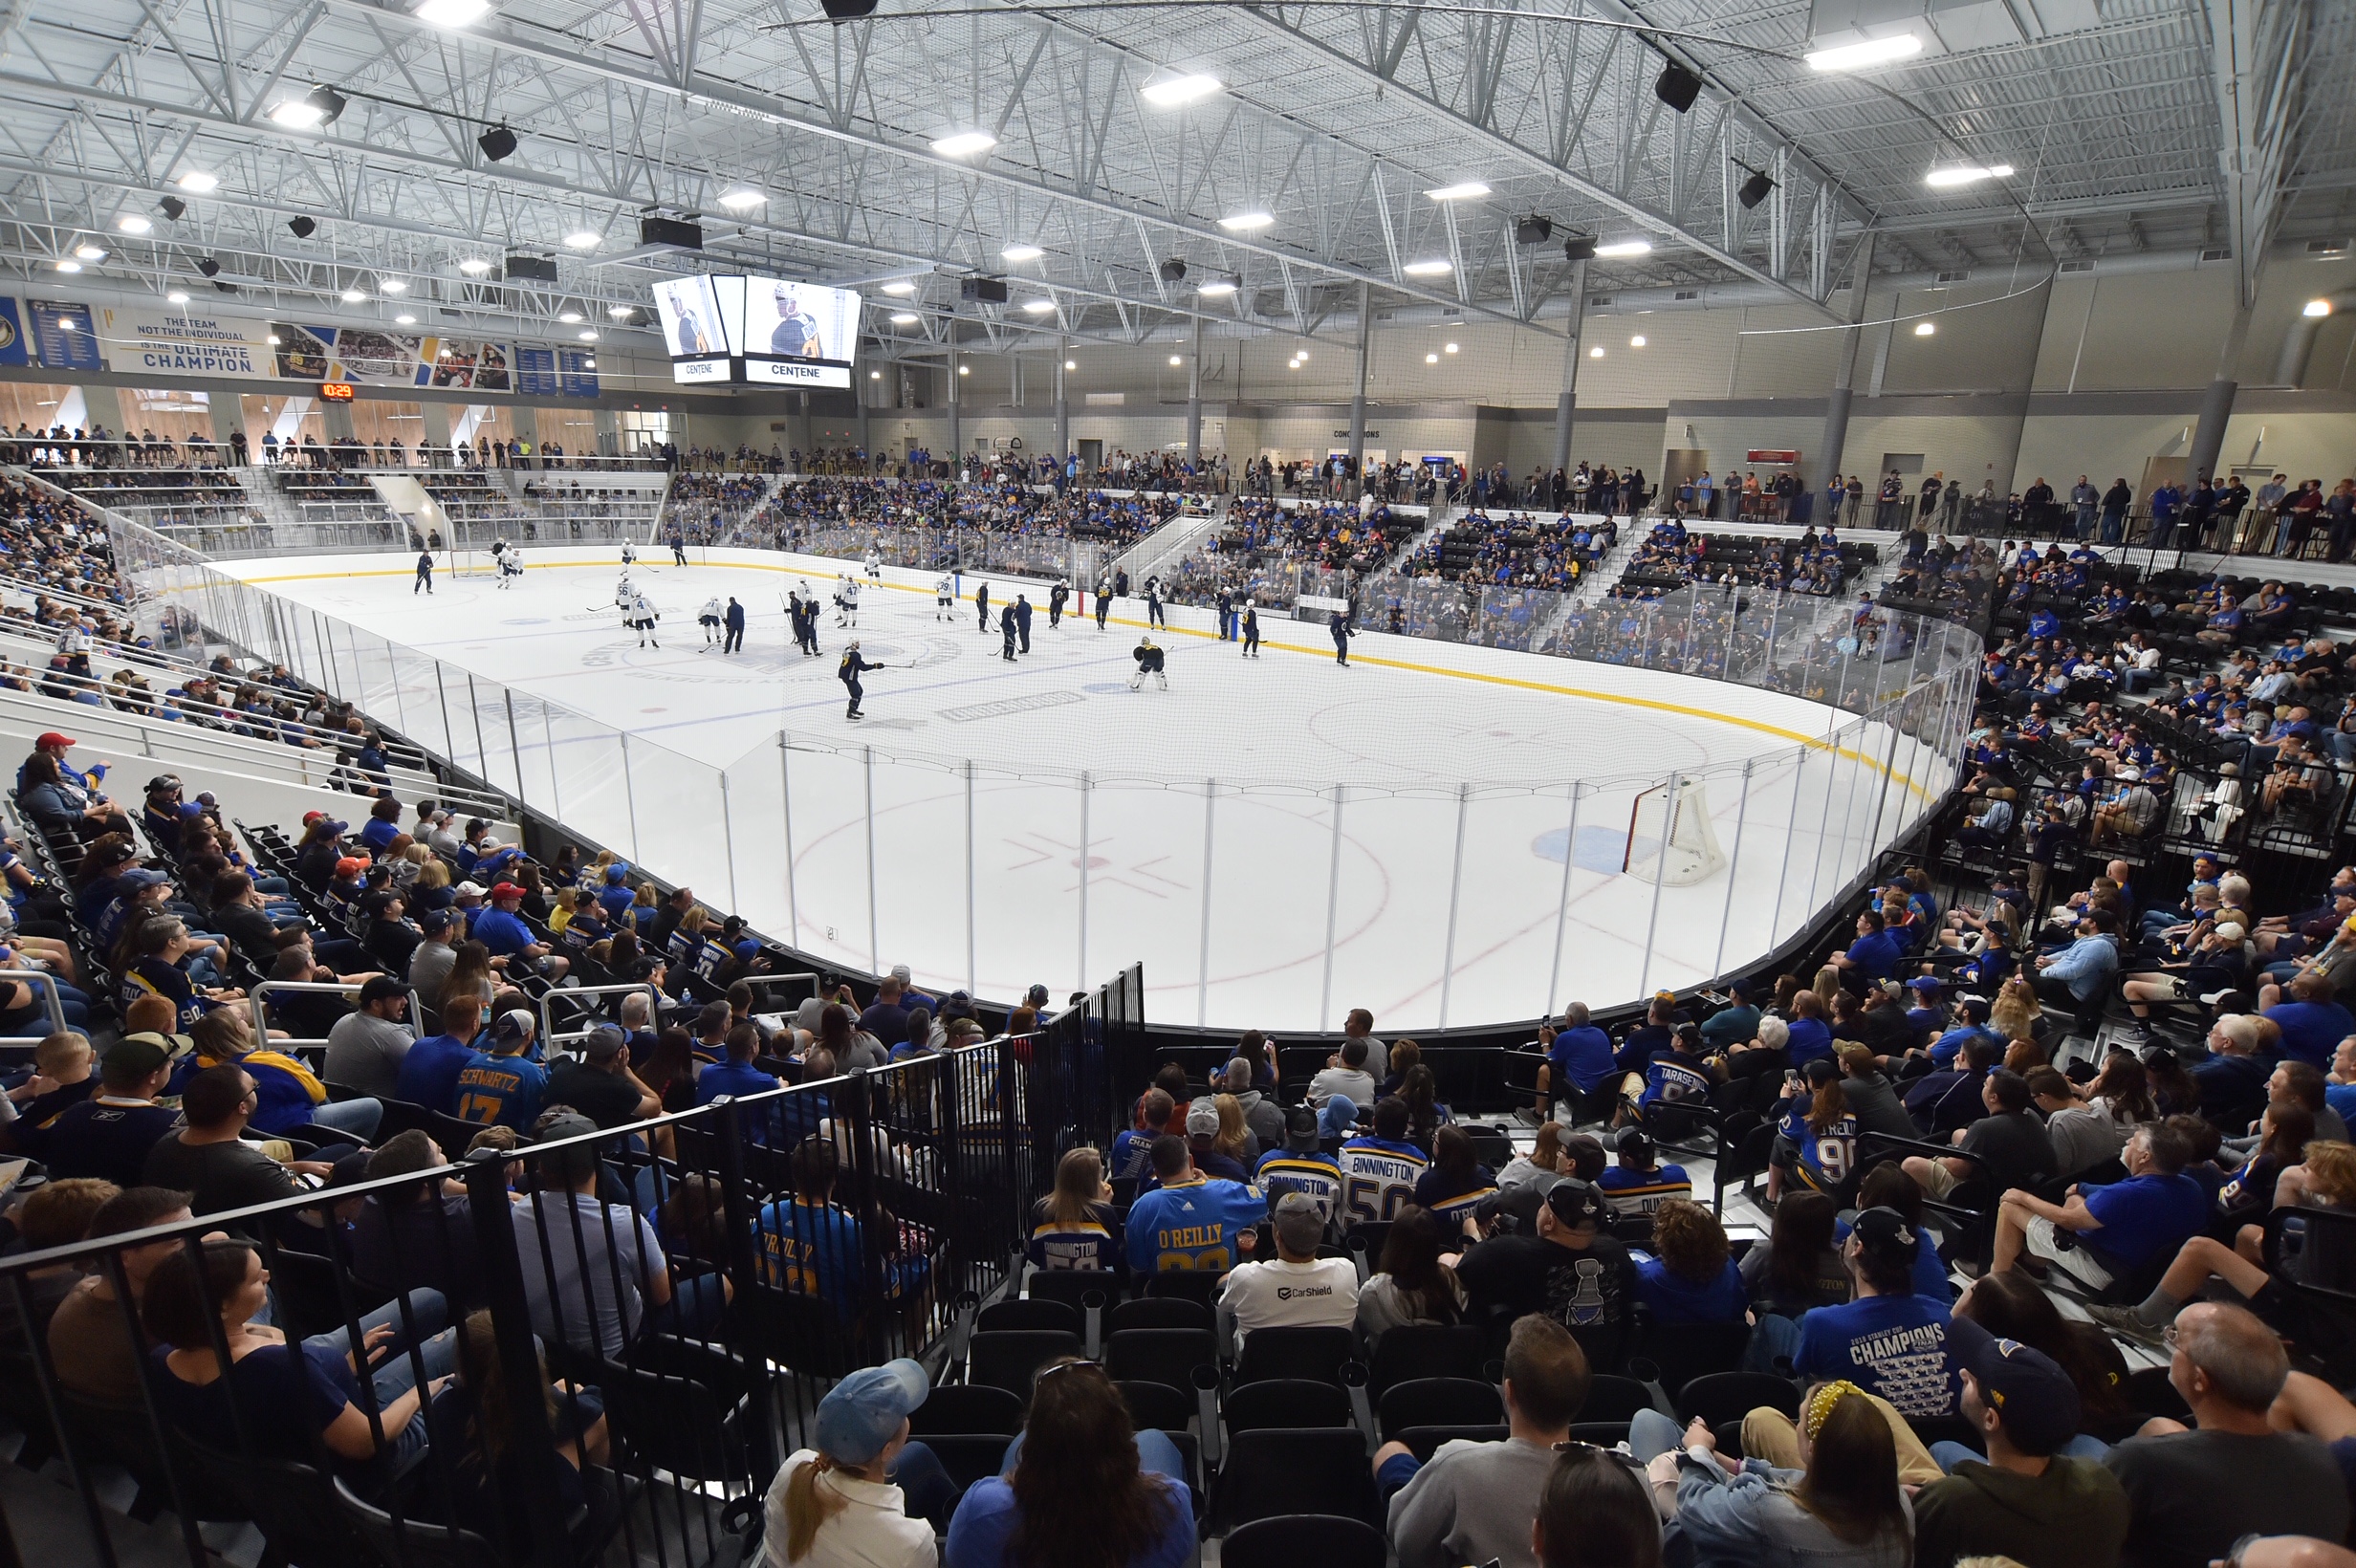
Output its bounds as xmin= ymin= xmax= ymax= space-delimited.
xmin=1211 ymin=1094 xmax=1254 ymax=1167
xmin=1988 ymin=978 xmax=2040 ymax=1044
xmin=764 ymin=1357 xmax=958 ymax=1563
xmin=1812 ymin=966 xmax=1843 ymax=1010
xmin=1638 ymin=1380 xmax=1910 ymax=1565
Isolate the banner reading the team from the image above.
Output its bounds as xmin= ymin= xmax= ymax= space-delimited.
xmin=99 ymin=307 xmax=273 ymax=379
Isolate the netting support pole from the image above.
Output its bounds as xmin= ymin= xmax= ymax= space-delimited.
xmin=864 ymin=744 xmax=880 ymax=976
xmin=620 ymin=730 xmax=642 ymax=860
xmin=1197 ymin=778 xmax=1216 ymax=1028
xmin=1077 ymin=772 xmax=1092 ymax=995
xmin=1713 ymin=759 xmax=1755 ymax=980
xmin=542 ymin=707 xmax=563 ymax=822
xmin=503 ymin=687 xmax=523 ymax=805
xmin=1636 ymin=771 xmax=1680 ymax=998
xmin=1439 ymin=782 xmax=1471 ymax=1029
xmin=1319 ymin=784 xmax=1346 ymax=1034
xmin=1865 ymin=715 xmax=1905 ymax=882
xmin=433 ymin=661 xmax=455 ymax=764
xmin=965 ymin=760 xmax=977 ymax=998
xmin=1543 ymin=783 xmax=1582 ymax=1020
xmin=780 ymin=738 xmax=801 ymax=948
xmin=1812 ymin=723 xmax=1855 ymax=911
xmin=719 ymin=770 xmax=740 ymax=915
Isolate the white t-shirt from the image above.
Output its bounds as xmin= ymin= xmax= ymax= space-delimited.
xmin=761 ymin=1450 xmax=937 ymax=1568
xmin=1218 ymin=1255 xmax=1360 ymax=1342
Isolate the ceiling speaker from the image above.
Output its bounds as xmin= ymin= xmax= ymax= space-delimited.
xmin=1655 ymin=63 xmax=1702 ymax=113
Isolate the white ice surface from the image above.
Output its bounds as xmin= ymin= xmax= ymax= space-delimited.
xmin=221 ymin=547 xmax=1952 ymax=1032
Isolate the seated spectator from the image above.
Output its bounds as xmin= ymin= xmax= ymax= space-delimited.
xmin=2029 ymin=1066 xmax=2133 ymax=1178
xmin=0 ymin=1178 xmax=118 ymax=1343
xmin=1495 ymin=1121 xmax=1566 ymax=1193
xmin=1 ymin=1029 xmax=98 ymax=1143
xmin=1309 ymin=1036 xmax=1377 ymax=1108
xmin=396 ymin=991 xmax=487 ymax=1110
xmin=424 ymin=1309 xmax=615 ymax=1548
xmin=1355 ymin=1204 xmax=1466 ymax=1344
xmin=452 ymin=1008 xmax=548 ymax=1130
xmin=349 ymin=1129 xmax=479 ymax=1309
xmin=1411 ymin=1124 xmax=1497 ymax=1221
xmin=1907 ymin=1036 xmax=2006 ymax=1140
xmin=190 ymin=1005 xmax=380 ymax=1139
xmin=1638 ymin=1379 xmax=1912 ymax=1566
xmin=1027 ymin=1146 xmax=1122 ymax=1274
xmin=142 ymin=1063 xmax=334 ymax=1219
xmin=544 ymin=1024 xmax=660 ymax=1129
xmin=1123 ymin=1134 xmax=1265 ymax=1274
xmin=47 ymin=1185 xmax=195 ymax=1401
xmin=1993 ymin=1121 xmax=2209 ymax=1295
xmin=761 ymin=1357 xmax=957 ymax=1564
xmin=25 ymin=1033 xmax=181 ymax=1186
xmin=2104 ymin=1303 xmax=2350 ymax=1568
xmin=1741 ymin=1189 xmax=1850 ymax=1318
xmin=755 ymin=1137 xmax=917 ymax=1321
xmin=322 ymin=975 xmax=415 ymax=1100
xmin=1254 ymin=1103 xmax=1344 ymax=1227
xmin=141 ymin=1236 xmax=455 ymax=1470
xmin=1634 ymin=1200 xmax=1745 ymax=1325
xmin=1954 ymin=1270 xmax=2139 ymax=1448
xmin=1373 ymin=1315 xmax=1595 ymax=1568
xmin=944 ymin=1357 xmax=1192 ymax=1568
xmin=1218 ymin=1191 xmax=1358 ymax=1348
xmin=1535 ymin=1002 xmax=1616 ymax=1118
xmin=1779 ymin=1207 xmax=1960 ymax=1432
xmin=2033 ymin=909 xmax=2122 ymax=1013
xmin=1909 ymin=1314 xmax=2130 ymax=1568
xmin=1596 ymin=1127 xmax=1692 ymax=1215
xmin=1903 ymin=1068 xmax=2054 ymax=1202
xmin=1454 ymin=1178 xmax=1632 ymax=1340
xmin=1770 ymin=1058 xmax=1859 ymax=1202
xmin=1183 ymin=1099 xmax=1248 ymax=1182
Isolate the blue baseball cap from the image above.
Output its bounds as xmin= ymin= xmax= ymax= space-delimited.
xmin=605 ymin=863 xmax=630 ymax=883
xmin=733 ymin=939 xmax=762 ymax=962
xmin=120 ymin=868 xmax=170 ymax=890
xmin=1946 ymin=1314 xmax=2081 ymax=1456
xmin=813 ymin=1358 xmax=927 ymax=1464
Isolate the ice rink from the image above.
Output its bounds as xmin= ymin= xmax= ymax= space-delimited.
xmin=219 ymin=545 xmax=1955 ymax=1032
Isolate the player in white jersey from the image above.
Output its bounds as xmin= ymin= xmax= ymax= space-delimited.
xmin=935 ymin=575 xmax=955 ymax=621
xmin=621 ymin=537 xmax=637 ymax=569
xmin=494 ymin=541 xmax=523 ymax=588
xmin=863 ymin=544 xmax=884 ymax=579
xmin=698 ymin=596 xmax=724 ymax=645
xmin=623 ymin=588 xmax=660 ymax=648
xmin=840 ymin=575 xmax=862 ymax=628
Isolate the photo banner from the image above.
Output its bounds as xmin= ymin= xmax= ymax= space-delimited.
xmin=29 ymin=300 xmax=101 ymax=371
xmin=99 ymin=306 xmax=273 ymax=379
xmin=271 ymin=323 xmax=513 ymax=390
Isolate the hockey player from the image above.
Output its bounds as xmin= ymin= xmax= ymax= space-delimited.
xmin=496 ymin=542 xmax=524 ymax=589
xmin=862 ymin=543 xmax=884 ymax=580
xmin=1013 ymin=594 xmax=1033 ymax=653
xmin=1048 ymin=577 xmax=1069 ymax=629
xmin=791 ymin=580 xmax=818 ymax=655
xmin=621 ymin=537 xmax=637 ymax=569
xmin=840 ymin=641 xmax=884 ymax=720
xmin=1128 ymin=637 xmax=1167 ymax=691
xmin=1330 ymin=612 xmax=1350 ymax=666
xmin=666 ymin=524 xmax=687 ymax=566
xmin=699 ymin=596 xmax=724 ymax=646
xmin=414 ymin=548 xmax=434 ymax=596
xmin=840 ymin=574 xmax=862 ymax=629
xmin=1000 ymin=606 xmax=1018 ymax=662
xmin=1094 ymin=574 xmax=1112 ymax=631
xmin=625 ymin=587 xmax=660 ymax=648
xmin=1241 ymin=603 xmax=1261 ymax=658
xmin=1144 ymin=576 xmax=1166 ymax=628
xmin=936 ymin=574 xmax=956 ymax=621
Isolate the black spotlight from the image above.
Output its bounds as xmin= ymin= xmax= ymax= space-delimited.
xmin=287 ymin=215 xmax=316 ymax=239
xmin=1562 ymin=235 xmax=1597 ymax=262
xmin=1737 ymin=169 xmax=1776 ymax=209
xmin=307 ymin=84 xmax=348 ymax=125
xmin=213 ymin=280 xmax=236 ymax=293
xmin=196 ymin=256 xmax=221 ymax=277
xmin=1159 ymin=258 xmax=1188 ymax=284
xmin=158 ymin=196 xmax=186 ymax=221
xmin=1654 ymin=62 xmax=1702 ymax=113
xmin=1515 ymin=215 xmax=1554 ymax=245
xmin=819 ymin=0 xmax=879 ymax=17
xmin=477 ymin=124 xmax=518 ymax=163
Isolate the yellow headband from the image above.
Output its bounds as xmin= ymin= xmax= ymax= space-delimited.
xmin=1801 ymin=1380 xmax=1865 ymax=1442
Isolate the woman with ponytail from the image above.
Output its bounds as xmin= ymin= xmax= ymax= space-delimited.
xmin=762 ymin=1357 xmax=955 ymax=1567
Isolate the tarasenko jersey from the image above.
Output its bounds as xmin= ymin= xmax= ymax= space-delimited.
xmin=1123 ymin=1178 xmax=1267 ymax=1274
xmin=1338 ymin=1135 xmax=1429 ymax=1229
xmin=1254 ymin=1149 xmax=1344 ymax=1226
xmin=1637 ymin=1053 xmax=1714 ymax=1109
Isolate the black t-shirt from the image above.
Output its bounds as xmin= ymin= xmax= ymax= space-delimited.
xmin=1959 ymin=1109 xmax=2055 ymax=1194
xmin=142 ymin=1135 xmax=299 ymax=1216
xmin=1453 ymin=1231 xmax=1632 ymax=1335
xmin=544 ymin=1062 xmax=646 ymax=1129
xmin=2105 ymin=1429 xmax=2348 ymax=1568
xmin=33 ymin=1099 xmax=183 ymax=1186
xmin=366 ymin=918 xmax=423 ymax=976
xmin=213 ymin=901 xmax=287 ymax=964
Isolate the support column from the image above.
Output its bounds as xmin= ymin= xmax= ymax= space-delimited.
xmin=946 ymin=353 xmax=961 ymax=463
xmin=1815 ymin=234 xmax=1875 ymax=495
xmin=1347 ymin=281 xmax=1371 ymax=494
xmin=2188 ymin=302 xmax=2256 ymax=487
xmin=1187 ymin=316 xmax=1204 ymax=465
xmin=592 ymin=406 xmax=620 ymax=458
xmin=421 ymin=401 xmax=454 ymax=462
xmin=321 ymin=399 xmax=358 ymax=443
xmin=1551 ymin=258 xmax=1591 ymax=475
xmin=207 ymin=391 xmax=244 ymax=457
xmin=1054 ymin=338 xmax=1070 ymax=467
xmin=856 ymin=363 xmax=871 ymax=463
xmin=799 ymin=391 xmax=814 ymax=463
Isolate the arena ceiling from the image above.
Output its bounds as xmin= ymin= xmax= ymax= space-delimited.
xmin=0 ymin=0 xmax=2342 ymax=359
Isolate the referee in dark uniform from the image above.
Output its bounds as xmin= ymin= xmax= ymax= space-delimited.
xmin=1331 ymin=613 xmax=1351 ymax=666
xmin=723 ymin=597 xmax=745 ymax=655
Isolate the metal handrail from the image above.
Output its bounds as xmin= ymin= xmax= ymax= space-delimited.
xmin=536 ymin=981 xmax=663 ymax=1051
xmin=250 ymin=978 xmax=425 ymax=1051
xmin=0 ymin=966 xmax=73 ymax=1049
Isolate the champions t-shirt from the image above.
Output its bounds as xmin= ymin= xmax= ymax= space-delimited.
xmin=1793 ymin=1292 xmax=1960 ymax=1418
xmin=1123 ymin=1178 xmax=1267 ymax=1274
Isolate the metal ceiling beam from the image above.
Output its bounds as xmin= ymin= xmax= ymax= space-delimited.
xmin=2206 ymin=0 xmax=2300 ymax=309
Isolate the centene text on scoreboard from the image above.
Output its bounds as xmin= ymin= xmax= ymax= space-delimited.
xmin=743 ymin=357 xmax=852 ymax=388
xmin=671 ymin=358 xmax=732 ymax=384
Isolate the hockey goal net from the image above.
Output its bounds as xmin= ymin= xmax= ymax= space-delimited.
xmin=445 ymin=545 xmax=498 ymax=579
xmin=1623 ymin=778 xmax=1729 ymax=885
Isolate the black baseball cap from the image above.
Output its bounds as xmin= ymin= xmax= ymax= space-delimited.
xmin=1285 ymin=1103 xmax=1320 ymax=1151
xmin=1544 ymin=1178 xmax=1610 ymax=1231
xmin=1947 ymin=1314 xmax=2081 ymax=1456
xmin=1850 ymin=1206 xmax=1921 ymax=1268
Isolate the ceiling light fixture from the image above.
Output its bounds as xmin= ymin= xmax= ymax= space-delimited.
xmin=558 ymin=310 xmax=583 ymax=323
xmin=54 ymin=260 xmax=80 ymax=273
xmin=458 ymin=257 xmax=493 ymax=275
xmin=165 ymin=290 xmax=190 ymax=303
xmin=881 ymin=281 xmax=916 ymax=295
xmin=890 ymin=312 xmax=919 ymax=324
xmin=1217 ymin=211 xmax=1274 ymax=232
xmin=175 ymin=171 xmax=218 ymax=193
xmin=1197 ymin=277 xmax=1237 ymax=296
xmin=1563 ymin=235 xmax=1596 ymax=261
xmin=74 ymin=244 xmax=106 ymax=261
xmin=1425 ymin=181 xmax=1491 ymax=202
xmin=608 ymin=304 xmax=634 ymax=318
xmin=1141 ymin=73 xmax=1222 ymax=107
xmin=931 ymin=131 xmax=997 ymax=159
xmin=267 ymin=334 xmax=281 ymax=344
xmin=1445 ymin=341 xmax=1458 ymax=353
xmin=1064 ymin=359 xmax=1076 ymax=370
xmin=395 ymin=313 xmax=418 ymax=324
xmin=1021 ymin=297 xmax=1056 ymax=313
xmin=116 ymin=214 xmax=151 ymax=234
xmin=379 ymin=277 xmax=407 ymax=294
xmin=870 ymin=370 xmax=883 ymax=380
xmin=1629 ymin=334 xmax=1647 ymax=346
xmin=563 ymin=230 xmax=600 ymax=249
xmin=1806 ymin=32 xmax=1922 ymax=70
xmin=270 ymin=84 xmax=347 ymax=129
xmin=1168 ymin=355 xmax=1183 ymax=365
xmin=1402 ymin=259 xmax=1451 ymax=276
xmin=578 ymin=330 xmax=598 ymax=341
xmin=2305 ymin=298 xmax=2334 ymax=317
xmin=340 ymin=288 xmax=366 ymax=303
xmin=1914 ymin=319 xmax=1936 ymax=335
xmin=413 ymin=0 xmax=491 ymax=26
xmin=1594 ymin=239 xmax=1652 ymax=257
xmin=956 ymin=364 xmax=969 ymax=375
xmin=1000 ymin=244 xmax=1044 ymax=263
xmin=1589 ymin=345 xmax=1604 ymax=358
xmin=1924 ymin=163 xmax=2013 ymax=188
xmin=717 ymin=186 xmax=765 ymax=211
xmin=1426 ymin=352 xmax=1439 ymax=363
xmin=476 ymin=124 xmax=518 ymax=162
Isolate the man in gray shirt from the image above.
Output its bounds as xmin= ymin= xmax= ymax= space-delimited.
xmin=406 ymin=908 xmax=459 ymax=1013
xmin=1374 ymin=1314 xmax=1618 ymax=1568
xmin=1224 ymin=1056 xmax=1283 ymax=1155
xmin=1342 ymin=1007 xmax=1389 ymax=1082
xmin=322 ymin=975 xmax=417 ymax=1099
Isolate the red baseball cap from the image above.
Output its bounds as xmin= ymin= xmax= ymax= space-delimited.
xmin=333 ymin=856 xmax=369 ymax=879
xmin=33 ymin=732 xmax=74 ymax=749
xmin=490 ymin=882 xmax=526 ymax=901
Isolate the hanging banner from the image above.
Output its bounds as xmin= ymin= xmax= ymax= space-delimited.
xmin=270 ymin=323 xmax=513 ymax=390
xmin=515 ymin=346 xmax=559 ymax=397
xmin=98 ymin=306 xmax=273 ymax=379
xmin=28 ymin=300 xmax=101 ymax=371
xmin=0 ymin=299 xmax=27 ymax=367
xmin=556 ymin=348 xmax=599 ymax=399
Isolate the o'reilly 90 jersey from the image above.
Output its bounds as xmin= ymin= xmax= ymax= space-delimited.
xmin=1123 ymin=1179 xmax=1268 ymax=1274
